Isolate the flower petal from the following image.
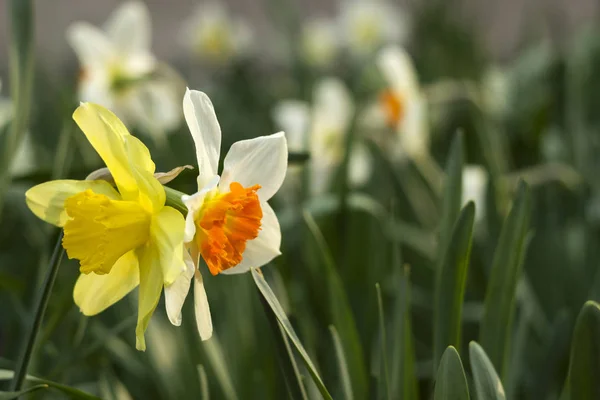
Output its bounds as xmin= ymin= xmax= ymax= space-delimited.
xmin=221 ymin=201 xmax=281 ymax=274
xmin=136 ymin=243 xmax=164 ymax=351
xmin=377 ymin=46 xmax=419 ymax=98
xmin=66 ymin=22 xmax=115 ymax=67
xmin=164 ymin=248 xmax=195 ymax=326
xmin=219 ymin=133 xmax=288 ymax=202
xmin=25 ymin=179 xmax=120 ymax=227
xmin=183 ymin=89 xmax=221 ymax=188
xmin=194 ymin=268 xmax=213 ymax=340
xmin=73 ymin=250 xmax=139 ymax=315
xmin=155 ymin=165 xmax=194 ymax=185
xmin=104 ymin=1 xmax=151 ymax=54
xmin=151 ymin=206 xmax=187 ymax=285
xmin=272 ymin=100 xmax=310 ymax=152
xmin=124 ymin=135 xmax=165 ymax=211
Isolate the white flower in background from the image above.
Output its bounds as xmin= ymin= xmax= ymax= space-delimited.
xmin=300 ymin=18 xmax=340 ymax=68
xmin=67 ymin=1 xmax=183 ymax=135
xmin=339 ymin=0 xmax=408 ymax=57
xmin=164 ymin=89 xmax=288 ymax=341
xmin=273 ymin=78 xmax=372 ymax=196
xmin=462 ymin=165 xmax=488 ymax=223
xmin=181 ymin=2 xmax=253 ymax=65
xmin=481 ymin=67 xmax=509 ymax=118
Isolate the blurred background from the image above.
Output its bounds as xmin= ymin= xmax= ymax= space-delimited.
xmin=2 ymin=0 xmax=600 ymax=399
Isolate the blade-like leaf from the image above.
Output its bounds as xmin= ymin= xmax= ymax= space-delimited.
xmin=303 ymin=211 xmax=368 ymax=399
xmin=329 ymin=326 xmax=353 ymax=400
xmin=0 ymin=384 xmax=48 ymax=399
xmin=479 ymin=181 xmax=532 ymax=377
xmin=0 ymin=370 xmax=100 ymax=399
xmin=434 ymin=346 xmax=469 ymax=400
xmin=566 ymin=301 xmax=600 ymax=400
xmin=376 ymin=283 xmax=390 ymax=400
xmin=438 ymin=131 xmax=464 ymax=261
xmin=469 ymin=342 xmax=506 ymax=400
xmin=202 ymin=335 xmax=239 ymax=400
xmin=251 ymin=268 xmax=333 ymax=400
xmin=434 ymin=203 xmax=475 ymax=369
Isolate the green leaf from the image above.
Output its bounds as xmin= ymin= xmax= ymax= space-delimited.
xmin=0 ymin=370 xmax=100 ymax=399
xmin=197 ymin=365 xmax=210 ymax=400
xmin=251 ymin=268 xmax=333 ymax=400
xmin=469 ymin=342 xmax=506 ymax=400
xmin=0 ymin=384 xmax=48 ymax=399
xmin=566 ymin=301 xmax=600 ymax=400
xmin=329 ymin=326 xmax=353 ymax=400
xmin=376 ymin=283 xmax=390 ymax=400
xmin=434 ymin=346 xmax=470 ymax=400
xmin=434 ymin=203 xmax=475 ymax=369
xmin=202 ymin=335 xmax=239 ymax=400
xmin=479 ymin=181 xmax=532 ymax=377
xmin=302 ymin=211 xmax=369 ymax=399
xmin=438 ymin=131 xmax=465 ymax=261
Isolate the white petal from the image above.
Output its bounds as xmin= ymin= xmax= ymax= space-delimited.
xmin=183 ymin=89 xmax=222 ymax=188
xmin=182 ymin=176 xmax=220 ymax=243
xmin=221 ymin=202 xmax=281 ymax=274
xmin=104 ymin=1 xmax=151 ymax=54
xmin=219 ymin=133 xmax=288 ymax=201
xmin=67 ymin=22 xmax=115 ymax=67
xmin=194 ymin=269 xmax=213 ymax=340
xmin=348 ymin=142 xmax=373 ymax=188
xmin=377 ymin=46 xmax=419 ymax=98
xmin=399 ymin=95 xmax=429 ymax=158
xmin=272 ymin=100 xmax=310 ymax=152
xmin=462 ymin=165 xmax=488 ymax=223
xmin=164 ymin=248 xmax=195 ymax=326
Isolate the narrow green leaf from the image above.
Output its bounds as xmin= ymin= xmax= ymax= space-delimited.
xmin=302 ymin=211 xmax=369 ymax=399
xmin=329 ymin=326 xmax=353 ymax=400
xmin=376 ymin=283 xmax=391 ymax=400
xmin=0 ymin=384 xmax=48 ymax=399
xmin=439 ymin=131 xmax=465 ymax=261
xmin=251 ymin=268 xmax=333 ymax=400
xmin=479 ymin=181 xmax=532 ymax=377
xmin=0 ymin=370 xmax=100 ymax=400
xmin=566 ymin=301 xmax=600 ymax=400
xmin=197 ymin=365 xmax=210 ymax=400
xmin=202 ymin=335 xmax=239 ymax=400
xmin=434 ymin=203 xmax=475 ymax=369
xmin=434 ymin=346 xmax=469 ymax=400
xmin=469 ymin=342 xmax=506 ymax=400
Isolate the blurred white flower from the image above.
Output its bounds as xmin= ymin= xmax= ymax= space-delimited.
xmin=181 ymin=2 xmax=253 ymax=65
xmin=300 ymin=18 xmax=340 ymax=68
xmin=339 ymin=0 xmax=408 ymax=57
xmin=462 ymin=165 xmax=488 ymax=223
xmin=481 ymin=67 xmax=509 ymax=118
xmin=67 ymin=1 xmax=183 ymax=134
xmin=273 ymin=78 xmax=372 ymax=196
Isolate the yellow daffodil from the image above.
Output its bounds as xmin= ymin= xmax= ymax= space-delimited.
xmin=25 ymin=103 xmax=186 ymax=351
xmin=163 ymin=89 xmax=287 ymax=340
xmin=273 ymin=78 xmax=372 ymax=196
xmin=67 ymin=1 xmax=183 ymax=135
xmin=181 ymin=2 xmax=253 ymax=65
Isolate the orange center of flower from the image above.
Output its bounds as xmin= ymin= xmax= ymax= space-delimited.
xmin=379 ymin=89 xmax=405 ymax=128
xmin=195 ymin=182 xmax=263 ymax=275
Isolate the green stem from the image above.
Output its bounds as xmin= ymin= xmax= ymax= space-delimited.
xmin=163 ymin=186 xmax=188 ymax=215
xmin=10 ymin=231 xmax=65 ymax=391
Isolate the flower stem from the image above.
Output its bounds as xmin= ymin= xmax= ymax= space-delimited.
xmin=10 ymin=231 xmax=65 ymax=391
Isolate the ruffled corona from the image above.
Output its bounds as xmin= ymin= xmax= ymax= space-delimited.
xmin=193 ymin=182 xmax=262 ymax=275
xmin=62 ymin=189 xmax=151 ymax=275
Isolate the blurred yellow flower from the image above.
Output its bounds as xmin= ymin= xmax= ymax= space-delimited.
xmin=163 ymin=89 xmax=287 ymax=341
xmin=181 ymin=2 xmax=253 ymax=65
xmin=67 ymin=1 xmax=183 ymax=135
xmin=25 ymin=103 xmax=186 ymax=351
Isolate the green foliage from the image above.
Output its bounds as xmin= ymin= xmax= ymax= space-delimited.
xmin=434 ymin=346 xmax=469 ymax=400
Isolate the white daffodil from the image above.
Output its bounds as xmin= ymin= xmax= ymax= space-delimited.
xmin=164 ymin=89 xmax=288 ymax=341
xmin=67 ymin=1 xmax=183 ymax=135
xmin=462 ymin=165 xmax=488 ymax=224
xmin=339 ymin=0 xmax=408 ymax=57
xmin=300 ymin=18 xmax=340 ymax=68
xmin=273 ymin=78 xmax=372 ymax=196
xmin=181 ymin=2 xmax=253 ymax=65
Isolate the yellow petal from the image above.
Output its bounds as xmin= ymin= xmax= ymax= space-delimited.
xmin=151 ymin=206 xmax=186 ymax=285
xmin=73 ymin=250 xmax=139 ymax=315
xmin=135 ymin=244 xmax=164 ymax=351
xmin=124 ymin=135 xmax=165 ymax=212
xmin=25 ymin=179 xmax=120 ymax=227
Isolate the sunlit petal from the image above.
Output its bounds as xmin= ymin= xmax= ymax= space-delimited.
xmin=151 ymin=206 xmax=187 ymax=285
xmin=136 ymin=244 xmax=164 ymax=351
xmin=194 ymin=269 xmax=213 ymax=340
xmin=104 ymin=1 xmax=151 ymax=54
xmin=66 ymin=22 xmax=115 ymax=67
xmin=164 ymin=248 xmax=195 ymax=326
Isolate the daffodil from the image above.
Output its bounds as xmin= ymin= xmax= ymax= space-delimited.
xmin=339 ymin=0 xmax=408 ymax=57
xmin=273 ymin=78 xmax=372 ymax=196
xmin=67 ymin=1 xmax=183 ymax=136
xmin=163 ymin=89 xmax=287 ymax=340
xmin=300 ymin=18 xmax=340 ymax=68
xmin=462 ymin=165 xmax=488 ymax=224
xmin=181 ymin=2 xmax=253 ymax=65
xmin=25 ymin=103 xmax=186 ymax=351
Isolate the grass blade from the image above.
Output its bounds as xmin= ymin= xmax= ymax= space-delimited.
xmin=329 ymin=326 xmax=353 ymax=400
xmin=434 ymin=203 xmax=475 ymax=369
xmin=0 ymin=370 xmax=100 ymax=399
xmin=566 ymin=301 xmax=600 ymax=400
xmin=479 ymin=181 xmax=532 ymax=377
xmin=202 ymin=335 xmax=239 ymax=400
xmin=434 ymin=346 xmax=469 ymax=400
xmin=376 ymin=283 xmax=391 ymax=400
xmin=251 ymin=268 xmax=333 ymax=400
xmin=469 ymin=342 xmax=506 ymax=400
xmin=0 ymin=384 xmax=48 ymax=399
